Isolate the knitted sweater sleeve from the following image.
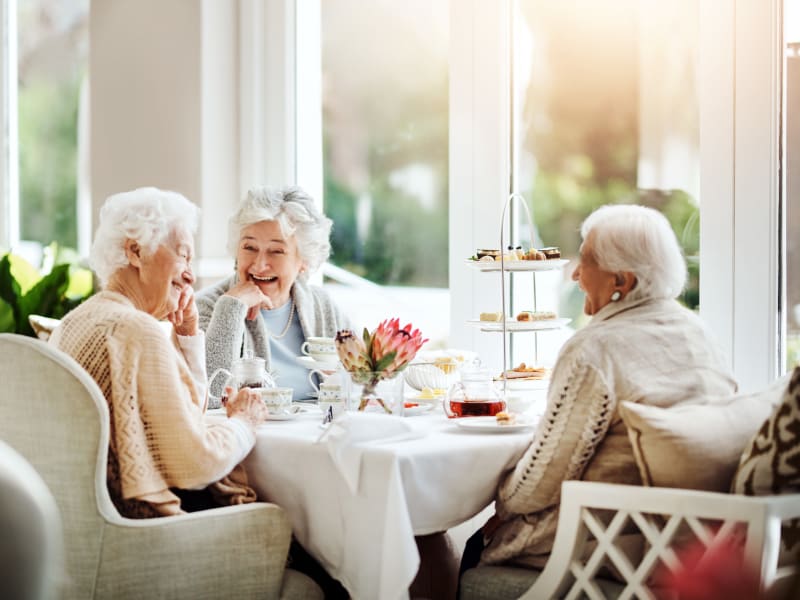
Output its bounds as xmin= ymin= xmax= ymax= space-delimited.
xmin=197 ymin=292 xmax=249 ymax=397
xmin=496 ymin=357 xmax=615 ymax=516
xmin=109 ymin=323 xmax=256 ymax=494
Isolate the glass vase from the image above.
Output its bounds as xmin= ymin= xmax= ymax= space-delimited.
xmin=345 ymin=370 xmax=405 ymax=416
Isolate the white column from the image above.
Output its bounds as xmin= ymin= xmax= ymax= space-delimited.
xmin=731 ymin=0 xmax=782 ymax=388
xmin=449 ymin=0 xmax=511 ymax=371
xmin=699 ymin=0 xmax=735 ymax=370
xmin=0 ymin=0 xmax=19 ymax=252
xmin=699 ymin=0 xmax=783 ymax=390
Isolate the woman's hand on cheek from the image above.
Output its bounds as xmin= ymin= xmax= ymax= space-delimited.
xmin=170 ymin=286 xmax=199 ymax=336
xmin=225 ymin=281 xmax=274 ymax=320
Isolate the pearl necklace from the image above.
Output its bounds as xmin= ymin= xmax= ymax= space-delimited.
xmin=269 ymin=298 xmax=296 ymax=339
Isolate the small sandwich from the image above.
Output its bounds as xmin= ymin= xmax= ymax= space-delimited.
xmin=480 ymin=311 xmax=504 ymax=322
xmin=495 ymin=411 xmax=517 ymax=426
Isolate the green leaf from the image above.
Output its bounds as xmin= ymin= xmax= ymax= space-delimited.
xmin=0 ymin=255 xmax=22 ymax=327
xmin=7 ymin=253 xmax=40 ymax=294
xmin=0 ymin=297 xmax=15 ymax=333
xmin=374 ymin=351 xmax=397 ymax=373
xmin=18 ymin=264 xmax=70 ymax=336
xmin=65 ymin=266 xmax=94 ymax=298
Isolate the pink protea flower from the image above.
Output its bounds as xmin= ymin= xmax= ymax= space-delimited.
xmin=335 ymin=330 xmax=371 ymax=373
xmin=370 ymin=318 xmax=428 ymax=376
xmin=335 ymin=319 xmax=428 ymax=412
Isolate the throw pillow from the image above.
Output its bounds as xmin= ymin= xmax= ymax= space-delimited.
xmin=732 ymin=366 xmax=800 ymax=553
xmin=618 ymin=378 xmax=788 ymax=492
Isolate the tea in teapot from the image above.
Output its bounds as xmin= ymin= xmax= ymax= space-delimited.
xmin=209 ymin=351 xmax=276 ymax=403
xmin=443 ymin=367 xmax=505 ymax=418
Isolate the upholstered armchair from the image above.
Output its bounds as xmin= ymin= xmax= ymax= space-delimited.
xmin=0 ymin=333 xmax=321 ymax=600
xmin=0 ymin=438 xmax=64 ymax=600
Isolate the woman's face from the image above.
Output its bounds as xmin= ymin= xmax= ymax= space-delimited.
xmin=571 ymin=233 xmax=618 ymax=316
xmin=137 ymin=227 xmax=195 ymax=318
xmin=236 ymin=220 xmax=306 ymax=307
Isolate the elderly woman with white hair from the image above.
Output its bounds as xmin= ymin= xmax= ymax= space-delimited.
xmin=459 ymin=204 xmax=738 ymax=579
xmin=197 ymin=186 xmax=351 ymax=405
xmin=50 ymin=187 xmax=267 ymax=518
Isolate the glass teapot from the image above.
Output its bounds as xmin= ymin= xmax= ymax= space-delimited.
xmin=209 ymin=351 xmax=276 ymax=402
xmin=443 ymin=366 xmax=505 ymax=418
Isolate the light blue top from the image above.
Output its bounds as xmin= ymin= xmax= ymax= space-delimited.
xmin=261 ymin=302 xmax=317 ymax=401
xmin=196 ymin=275 xmax=351 ymax=408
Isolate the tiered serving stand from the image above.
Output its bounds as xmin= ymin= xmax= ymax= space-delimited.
xmin=465 ymin=193 xmax=570 ymax=395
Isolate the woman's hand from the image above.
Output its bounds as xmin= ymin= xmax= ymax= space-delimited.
xmin=169 ymin=285 xmax=199 ymax=336
xmin=224 ymin=281 xmax=274 ymax=320
xmin=225 ymin=387 xmax=268 ymax=427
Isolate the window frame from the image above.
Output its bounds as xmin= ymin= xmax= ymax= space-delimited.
xmin=0 ymin=0 xmax=19 ymax=252
xmin=248 ymin=0 xmax=785 ymax=388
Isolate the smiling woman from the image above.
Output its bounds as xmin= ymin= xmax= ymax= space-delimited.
xmin=49 ymin=187 xmax=269 ymax=518
xmin=196 ymin=186 xmax=352 ymax=406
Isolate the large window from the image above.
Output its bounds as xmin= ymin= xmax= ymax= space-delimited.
xmin=318 ymin=0 xmax=449 ymax=344
xmin=513 ymin=0 xmax=700 ymax=331
xmin=15 ymin=0 xmax=88 ymax=263
xmin=499 ymin=0 xmax=700 ymax=367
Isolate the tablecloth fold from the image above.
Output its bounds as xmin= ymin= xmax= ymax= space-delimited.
xmin=318 ymin=413 xmax=425 ymax=493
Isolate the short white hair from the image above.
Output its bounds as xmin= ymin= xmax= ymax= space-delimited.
xmin=581 ymin=204 xmax=686 ymax=300
xmin=90 ymin=187 xmax=199 ymax=286
xmin=227 ymin=186 xmax=332 ymax=279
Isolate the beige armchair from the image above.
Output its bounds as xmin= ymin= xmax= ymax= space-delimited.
xmin=0 ymin=438 xmax=64 ymax=599
xmin=0 ymin=333 xmax=321 ymax=600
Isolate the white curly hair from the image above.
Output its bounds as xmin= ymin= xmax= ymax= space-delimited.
xmin=227 ymin=186 xmax=332 ymax=279
xmin=581 ymin=204 xmax=687 ymax=300
xmin=90 ymin=187 xmax=200 ymax=286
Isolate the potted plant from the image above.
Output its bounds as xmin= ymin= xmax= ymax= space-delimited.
xmin=0 ymin=243 xmax=94 ymax=337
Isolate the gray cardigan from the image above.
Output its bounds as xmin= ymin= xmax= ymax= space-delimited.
xmin=196 ymin=275 xmax=351 ymax=407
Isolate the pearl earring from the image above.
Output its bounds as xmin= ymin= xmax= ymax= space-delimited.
xmin=610 ymin=290 xmax=622 ymax=302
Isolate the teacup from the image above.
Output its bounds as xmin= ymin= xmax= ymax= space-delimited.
xmin=257 ymin=387 xmax=293 ymax=415
xmin=301 ymin=337 xmax=338 ymax=363
xmin=308 ymin=368 xmax=341 ymax=390
xmin=318 ymin=381 xmax=347 ymax=420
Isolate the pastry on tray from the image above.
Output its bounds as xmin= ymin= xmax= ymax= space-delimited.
xmin=499 ymin=363 xmax=548 ymax=380
xmin=495 ymin=411 xmax=517 ymax=426
xmin=480 ymin=311 xmax=504 ymax=322
xmin=522 ymin=249 xmax=546 ymax=260
xmin=516 ymin=310 xmax=558 ymax=321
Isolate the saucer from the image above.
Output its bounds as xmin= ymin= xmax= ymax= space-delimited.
xmin=296 ymin=355 xmax=341 ymax=371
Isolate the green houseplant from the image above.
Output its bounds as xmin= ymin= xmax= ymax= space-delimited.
xmin=0 ymin=244 xmax=94 ymax=337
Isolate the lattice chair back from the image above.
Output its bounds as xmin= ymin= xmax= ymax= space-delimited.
xmin=522 ymin=481 xmax=798 ymax=599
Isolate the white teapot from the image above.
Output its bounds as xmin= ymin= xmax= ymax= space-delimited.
xmin=210 ymin=351 xmax=276 ymax=403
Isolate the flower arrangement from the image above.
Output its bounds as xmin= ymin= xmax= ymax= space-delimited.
xmin=335 ymin=318 xmax=428 ymax=412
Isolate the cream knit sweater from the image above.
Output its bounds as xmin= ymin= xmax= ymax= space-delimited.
xmin=481 ymin=296 xmax=737 ymax=567
xmin=50 ymin=291 xmax=257 ymax=518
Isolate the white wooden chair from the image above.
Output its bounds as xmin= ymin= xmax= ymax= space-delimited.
xmin=0 ymin=333 xmax=321 ymax=600
xmin=461 ymin=481 xmax=800 ymax=600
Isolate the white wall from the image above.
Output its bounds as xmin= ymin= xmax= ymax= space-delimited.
xmin=89 ymin=0 xmax=240 ymax=283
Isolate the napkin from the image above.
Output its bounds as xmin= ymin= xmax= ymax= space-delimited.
xmin=317 ymin=412 xmax=426 ymax=493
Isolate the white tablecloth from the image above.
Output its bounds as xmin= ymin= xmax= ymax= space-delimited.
xmin=238 ymin=412 xmax=532 ymax=600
